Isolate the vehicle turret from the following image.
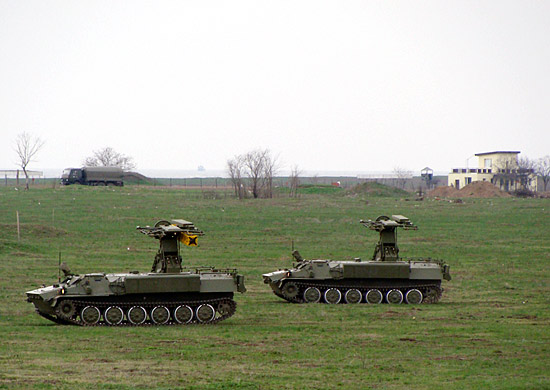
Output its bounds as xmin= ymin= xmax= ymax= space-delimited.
xmin=137 ymin=219 xmax=205 ymax=273
xmin=359 ymin=215 xmax=417 ymax=261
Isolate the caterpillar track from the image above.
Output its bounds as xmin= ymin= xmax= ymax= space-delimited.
xmin=50 ymin=295 xmax=237 ymax=326
xmin=276 ymin=279 xmax=442 ymax=304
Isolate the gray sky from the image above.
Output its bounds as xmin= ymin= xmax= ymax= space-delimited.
xmin=1 ymin=1 xmax=549 ymax=175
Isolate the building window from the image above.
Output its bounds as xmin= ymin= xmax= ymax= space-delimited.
xmin=466 ymin=177 xmax=472 ymax=184
xmin=484 ymin=158 xmax=492 ymax=168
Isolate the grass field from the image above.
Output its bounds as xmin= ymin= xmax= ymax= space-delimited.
xmin=1 ymin=185 xmax=549 ymax=389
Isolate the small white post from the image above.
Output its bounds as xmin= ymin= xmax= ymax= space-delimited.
xmin=16 ymin=211 xmax=20 ymax=241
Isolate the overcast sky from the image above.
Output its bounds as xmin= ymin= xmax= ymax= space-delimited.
xmin=1 ymin=1 xmax=549 ymax=176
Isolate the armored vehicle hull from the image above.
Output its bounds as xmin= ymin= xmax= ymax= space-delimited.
xmin=27 ymin=219 xmax=246 ymax=326
xmin=27 ymin=270 xmax=244 ymax=326
xmin=263 ymin=215 xmax=450 ymax=305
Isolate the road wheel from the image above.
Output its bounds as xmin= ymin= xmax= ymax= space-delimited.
xmin=174 ymin=305 xmax=193 ymax=324
xmin=344 ymin=289 xmax=362 ymax=304
xmin=303 ymin=287 xmax=321 ymax=303
xmin=151 ymin=306 xmax=170 ymax=324
xmin=324 ymin=288 xmax=342 ymax=304
xmin=105 ymin=306 xmax=124 ymax=325
xmin=386 ymin=289 xmax=403 ymax=304
xmin=128 ymin=306 xmax=147 ymax=325
xmin=80 ymin=306 xmax=101 ymax=325
xmin=365 ymin=289 xmax=383 ymax=304
xmin=405 ymin=289 xmax=423 ymax=304
xmin=196 ymin=304 xmax=215 ymax=323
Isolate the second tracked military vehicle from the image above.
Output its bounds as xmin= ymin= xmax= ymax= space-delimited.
xmin=263 ymin=215 xmax=451 ymax=305
xmin=27 ymin=219 xmax=246 ymax=326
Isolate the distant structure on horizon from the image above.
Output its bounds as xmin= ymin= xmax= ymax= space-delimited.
xmin=448 ymin=151 xmax=538 ymax=192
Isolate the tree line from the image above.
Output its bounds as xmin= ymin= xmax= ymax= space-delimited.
xmin=498 ymin=156 xmax=550 ymax=192
xmin=11 ymin=132 xmax=550 ymax=193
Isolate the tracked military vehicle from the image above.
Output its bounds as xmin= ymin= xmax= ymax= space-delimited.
xmin=26 ymin=219 xmax=246 ymax=326
xmin=263 ymin=215 xmax=451 ymax=304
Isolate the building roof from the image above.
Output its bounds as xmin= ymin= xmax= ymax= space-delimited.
xmin=475 ymin=151 xmax=520 ymax=156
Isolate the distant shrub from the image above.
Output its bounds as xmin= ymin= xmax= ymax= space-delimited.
xmin=511 ymin=188 xmax=536 ymax=198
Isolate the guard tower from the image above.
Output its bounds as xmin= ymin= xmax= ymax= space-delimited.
xmin=421 ymin=167 xmax=434 ymax=190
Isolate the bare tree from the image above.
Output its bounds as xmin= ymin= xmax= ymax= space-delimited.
xmin=492 ymin=157 xmax=516 ymax=191
xmin=536 ymin=155 xmax=550 ymax=192
xmin=517 ymin=156 xmax=536 ymax=190
xmin=227 ymin=155 xmax=246 ymax=199
xmin=392 ymin=166 xmax=412 ymax=189
xmin=493 ymin=156 xmax=534 ymax=191
xmin=227 ymin=149 xmax=278 ymax=199
xmin=243 ymin=150 xmax=266 ymax=198
xmin=289 ymin=165 xmax=301 ymax=198
xmin=14 ymin=132 xmax=45 ymax=190
xmin=84 ymin=147 xmax=136 ymax=170
xmin=261 ymin=150 xmax=279 ymax=198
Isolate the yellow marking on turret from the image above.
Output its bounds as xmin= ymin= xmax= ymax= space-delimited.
xmin=179 ymin=232 xmax=198 ymax=246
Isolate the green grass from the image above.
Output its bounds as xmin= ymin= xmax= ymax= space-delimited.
xmin=1 ymin=186 xmax=549 ymax=389
xmin=296 ymin=184 xmax=345 ymax=195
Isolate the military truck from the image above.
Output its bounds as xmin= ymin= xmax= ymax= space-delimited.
xmin=26 ymin=219 xmax=246 ymax=326
xmin=61 ymin=166 xmax=124 ymax=186
xmin=263 ymin=215 xmax=451 ymax=304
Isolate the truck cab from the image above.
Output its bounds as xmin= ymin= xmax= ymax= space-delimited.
xmin=61 ymin=168 xmax=83 ymax=185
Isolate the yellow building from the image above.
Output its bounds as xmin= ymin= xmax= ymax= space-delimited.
xmin=448 ymin=151 xmax=537 ymax=192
